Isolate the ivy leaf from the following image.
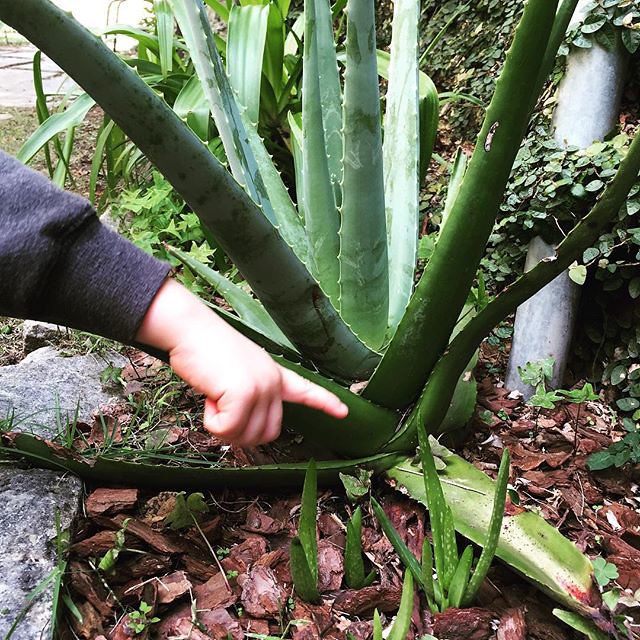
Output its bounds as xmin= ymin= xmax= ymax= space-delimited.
xmin=581 ymin=15 xmax=607 ymax=33
xmin=587 ymin=450 xmax=615 ymax=471
xmin=617 ymin=398 xmax=640 ymax=412
xmin=610 ymin=365 xmax=627 ymax=386
xmin=585 ymin=179 xmax=604 ymax=192
xmin=622 ymin=28 xmax=640 ymax=54
xmin=569 ymin=263 xmax=587 ymax=285
xmin=165 ymin=492 xmax=209 ymax=530
xmin=582 ymin=247 xmax=599 ymax=263
xmin=629 ymin=277 xmax=640 ymax=300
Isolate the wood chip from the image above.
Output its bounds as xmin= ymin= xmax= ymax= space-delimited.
xmin=86 ymin=488 xmax=138 ymax=517
xmin=193 ymin=571 xmax=237 ymax=610
xmin=497 ymin=607 xmax=527 ymax=640
xmin=333 ymin=585 xmax=402 ymax=615
xmin=157 ymin=570 xmax=193 ymax=604
xmin=240 ymin=565 xmax=286 ymax=618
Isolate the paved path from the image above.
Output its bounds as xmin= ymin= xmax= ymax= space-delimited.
xmin=0 ymin=46 xmax=71 ymax=107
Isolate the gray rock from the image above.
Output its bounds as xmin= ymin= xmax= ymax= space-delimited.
xmin=22 ymin=320 xmax=67 ymax=354
xmin=0 ymin=346 xmax=126 ymax=437
xmin=0 ymin=467 xmax=82 ymax=640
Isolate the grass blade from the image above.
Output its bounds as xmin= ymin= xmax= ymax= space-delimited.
xmin=372 ymin=609 xmax=383 ymax=640
xmin=383 ymin=0 xmax=420 ymax=335
xmin=168 ymin=245 xmax=295 ymax=350
xmin=17 ymin=92 xmax=95 ymax=164
xmin=371 ymin=497 xmax=425 ymax=593
xmin=387 ymin=570 xmax=414 ymax=640
xmin=154 ymin=0 xmax=174 ymax=78
xmin=339 ymin=0 xmax=388 ymax=348
xmin=301 ymin=0 xmax=340 ymax=302
xmin=227 ymin=4 xmax=269 ymax=125
xmin=344 ymin=506 xmax=375 ymax=589
xmin=462 ymin=448 xmax=510 ymax=605
xmin=89 ymin=118 xmax=115 ymax=205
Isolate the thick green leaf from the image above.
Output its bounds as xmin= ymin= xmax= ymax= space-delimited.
xmin=290 ymin=537 xmax=321 ymax=602
xmin=447 ymin=545 xmax=473 ymax=609
xmin=301 ymin=0 xmax=340 ymax=302
xmin=345 ymin=506 xmax=375 ymax=589
xmin=386 ymin=443 xmax=599 ymax=616
xmin=440 ymin=149 xmax=467 ymax=232
xmin=339 ymin=0 xmax=388 ymax=349
xmin=387 ymin=571 xmax=414 ymax=640
xmin=462 ymin=448 xmax=510 ymax=605
xmin=17 ymin=92 xmax=95 ymax=163
xmin=227 ymin=4 xmax=269 ymax=125
xmin=2 ymin=432 xmax=403 ymax=490
xmin=89 ymin=118 xmax=116 ymax=204
xmin=299 ymin=460 xmax=319 ymax=584
xmin=365 ymin=0 xmax=560 ymax=409
xmin=552 ymin=609 xmax=609 ymax=640
xmin=168 ymin=246 xmax=295 ymax=349
xmin=417 ymin=427 xmax=458 ymax=590
xmin=382 ymin=0 xmax=420 ymax=335
xmin=173 ymin=74 xmax=209 ymax=141
xmin=262 ymin=3 xmax=286 ymax=98
xmin=154 ymin=0 xmax=174 ymax=77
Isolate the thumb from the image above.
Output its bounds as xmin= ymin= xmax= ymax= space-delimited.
xmin=280 ymin=367 xmax=349 ymax=418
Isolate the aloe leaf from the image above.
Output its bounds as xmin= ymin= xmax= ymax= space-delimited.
xmin=301 ymin=0 xmax=340 ymax=302
xmin=440 ymin=149 xmax=467 ymax=232
xmin=290 ymin=537 xmax=321 ymax=602
xmin=154 ymin=0 xmax=174 ymax=77
xmin=552 ymin=609 xmax=610 ymax=640
xmin=344 ymin=506 xmax=375 ymax=589
xmin=263 ymin=3 xmax=286 ymax=99
xmin=170 ymin=0 xmax=267 ymax=204
xmin=173 ymin=74 xmax=209 ymax=141
xmin=386 ymin=444 xmax=600 ymax=616
xmin=387 ymin=570 xmax=414 ymax=640
xmin=275 ymin=357 xmax=400 ymax=458
xmin=227 ymin=4 xmax=269 ymax=125
xmin=287 ymin=111 xmax=305 ymax=218
xmin=382 ymin=0 xmax=420 ymax=336
xmin=462 ymin=448 xmax=510 ymax=605
xmin=51 ymin=125 xmax=76 ymax=188
xmin=203 ymin=0 xmax=229 ymax=22
xmin=420 ymin=539 xmax=434 ymax=600
xmin=364 ymin=0 xmax=560 ymax=409
xmin=1 ymin=0 xmax=379 ymax=380
xmin=388 ymin=132 xmax=640 ymax=451
xmin=417 ymin=426 xmax=458 ymax=590
xmin=371 ymin=497 xmax=426 ymax=594
xmin=339 ymin=0 xmax=388 ymax=349
xmin=2 ymin=432 xmax=403 ymax=489
xmin=447 ymin=544 xmax=473 ymax=609
xmin=17 ymin=92 xmax=95 ymax=164
xmin=418 ymin=82 xmax=439 ymax=187
xmin=372 ymin=609 xmax=383 ymax=640
xmin=298 ymin=460 xmax=318 ymax=583
xmin=32 ymin=50 xmax=56 ymax=176
xmin=168 ymin=246 xmax=295 ymax=349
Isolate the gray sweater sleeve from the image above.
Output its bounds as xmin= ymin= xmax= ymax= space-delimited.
xmin=0 ymin=150 xmax=171 ymax=343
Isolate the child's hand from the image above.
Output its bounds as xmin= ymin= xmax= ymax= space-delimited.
xmin=136 ymin=279 xmax=348 ymax=446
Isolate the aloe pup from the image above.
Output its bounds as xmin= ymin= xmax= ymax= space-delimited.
xmin=2 ymin=0 xmax=638 ymax=619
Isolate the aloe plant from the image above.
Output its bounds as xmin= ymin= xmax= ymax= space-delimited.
xmin=2 ymin=0 xmax=639 ymax=621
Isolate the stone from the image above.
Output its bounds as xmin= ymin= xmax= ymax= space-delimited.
xmin=0 ymin=346 xmax=126 ymax=437
xmin=22 ymin=320 xmax=67 ymax=354
xmin=0 ymin=467 xmax=82 ymax=640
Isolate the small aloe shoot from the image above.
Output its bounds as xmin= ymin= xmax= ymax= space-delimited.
xmin=290 ymin=460 xmax=320 ymax=602
xmin=344 ymin=506 xmax=376 ymax=589
xmin=371 ymin=571 xmax=414 ymax=640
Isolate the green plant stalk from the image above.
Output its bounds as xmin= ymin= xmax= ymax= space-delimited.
xmin=298 ymin=460 xmax=319 ymax=584
xmin=1 ymin=433 xmax=404 ymax=490
xmin=290 ymin=537 xmax=321 ymax=602
xmin=344 ymin=506 xmax=375 ymax=589
xmin=386 ymin=132 xmax=640 ymax=452
xmin=364 ymin=0 xmax=559 ymax=408
xmin=387 ymin=570 xmax=414 ymax=640
xmin=371 ymin=497 xmax=426 ymax=593
xmin=339 ymin=0 xmax=389 ymax=349
xmin=417 ymin=426 xmax=458 ymax=590
xmin=386 ymin=443 xmax=601 ymax=617
xmin=382 ymin=0 xmax=420 ymax=334
xmin=301 ymin=0 xmax=341 ymax=302
xmin=461 ymin=448 xmax=510 ymax=605
xmin=0 ymin=0 xmax=380 ymax=380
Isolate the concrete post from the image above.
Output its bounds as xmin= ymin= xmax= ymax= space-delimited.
xmin=505 ymin=0 xmax=627 ymax=397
